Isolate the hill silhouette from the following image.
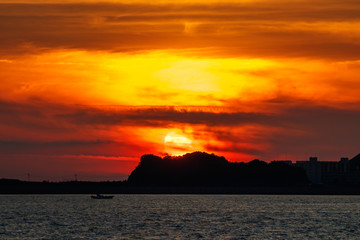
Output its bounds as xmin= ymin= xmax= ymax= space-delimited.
xmin=127 ymin=152 xmax=308 ymax=186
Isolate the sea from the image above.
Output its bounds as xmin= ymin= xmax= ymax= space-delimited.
xmin=1 ymin=194 xmax=360 ymax=239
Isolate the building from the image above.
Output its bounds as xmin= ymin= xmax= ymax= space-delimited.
xmin=274 ymin=154 xmax=360 ymax=185
xmin=347 ymin=154 xmax=360 ymax=184
xmin=295 ymin=157 xmax=349 ymax=185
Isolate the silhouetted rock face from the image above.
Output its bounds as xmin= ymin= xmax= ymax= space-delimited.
xmin=127 ymin=152 xmax=308 ymax=186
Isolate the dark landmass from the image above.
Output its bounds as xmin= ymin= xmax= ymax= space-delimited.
xmin=127 ymin=152 xmax=308 ymax=186
xmin=2 ymin=152 xmax=360 ymax=194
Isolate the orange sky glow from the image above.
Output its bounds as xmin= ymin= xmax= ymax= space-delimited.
xmin=1 ymin=0 xmax=360 ymax=180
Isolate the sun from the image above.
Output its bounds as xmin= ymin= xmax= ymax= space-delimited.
xmin=164 ymin=132 xmax=192 ymax=146
xmin=164 ymin=132 xmax=193 ymax=155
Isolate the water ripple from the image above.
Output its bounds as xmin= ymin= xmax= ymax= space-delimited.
xmin=1 ymin=195 xmax=360 ymax=239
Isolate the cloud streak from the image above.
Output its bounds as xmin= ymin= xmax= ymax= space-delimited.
xmin=1 ymin=1 xmax=360 ymax=59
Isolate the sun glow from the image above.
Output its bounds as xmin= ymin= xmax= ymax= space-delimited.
xmin=3 ymin=50 xmax=355 ymax=110
xmin=164 ymin=132 xmax=192 ymax=146
xmin=163 ymin=132 xmax=195 ymax=156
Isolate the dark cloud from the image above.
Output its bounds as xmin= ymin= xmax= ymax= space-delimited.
xmin=0 ymin=100 xmax=73 ymax=132
xmin=0 ymin=138 xmax=149 ymax=156
xmin=57 ymin=106 xmax=275 ymax=127
xmin=1 ymin=99 xmax=360 ymax=161
xmin=2 ymin=99 xmax=360 ymax=132
xmin=0 ymin=139 xmax=114 ymax=146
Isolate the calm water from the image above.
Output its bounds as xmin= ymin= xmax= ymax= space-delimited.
xmin=1 ymin=195 xmax=360 ymax=239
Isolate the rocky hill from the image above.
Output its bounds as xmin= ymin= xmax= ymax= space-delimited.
xmin=127 ymin=152 xmax=308 ymax=186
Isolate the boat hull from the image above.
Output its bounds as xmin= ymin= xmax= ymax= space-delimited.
xmin=91 ymin=195 xmax=114 ymax=199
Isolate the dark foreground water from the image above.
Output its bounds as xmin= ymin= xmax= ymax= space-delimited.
xmin=1 ymin=195 xmax=360 ymax=239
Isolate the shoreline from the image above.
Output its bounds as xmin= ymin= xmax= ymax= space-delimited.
xmin=2 ymin=185 xmax=360 ymax=195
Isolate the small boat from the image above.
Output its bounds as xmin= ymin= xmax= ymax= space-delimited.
xmin=91 ymin=194 xmax=114 ymax=199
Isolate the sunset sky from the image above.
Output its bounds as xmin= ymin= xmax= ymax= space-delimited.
xmin=1 ymin=0 xmax=360 ymax=181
